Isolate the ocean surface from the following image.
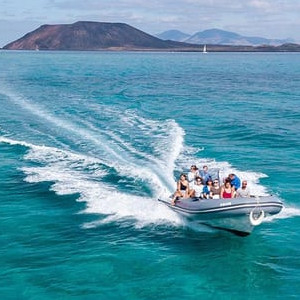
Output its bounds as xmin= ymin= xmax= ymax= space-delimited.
xmin=0 ymin=51 xmax=299 ymax=299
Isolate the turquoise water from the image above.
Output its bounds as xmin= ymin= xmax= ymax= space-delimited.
xmin=0 ymin=51 xmax=299 ymax=299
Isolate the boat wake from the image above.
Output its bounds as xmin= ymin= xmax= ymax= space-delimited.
xmin=0 ymin=135 xmax=182 ymax=228
xmin=264 ymin=206 xmax=300 ymax=222
xmin=0 ymin=87 xmax=289 ymax=230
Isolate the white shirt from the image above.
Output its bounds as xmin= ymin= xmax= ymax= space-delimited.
xmin=187 ymin=170 xmax=199 ymax=183
xmin=237 ymin=187 xmax=250 ymax=197
xmin=194 ymin=184 xmax=204 ymax=197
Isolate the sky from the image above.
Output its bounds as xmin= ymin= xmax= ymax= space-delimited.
xmin=0 ymin=0 xmax=299 ymax=47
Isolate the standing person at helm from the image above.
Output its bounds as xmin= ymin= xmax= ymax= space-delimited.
xmin=200 ymin=165 xmax=212 ymax=184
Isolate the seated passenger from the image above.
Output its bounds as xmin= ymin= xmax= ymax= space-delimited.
xmin=187 ymin=165 xmax=199 ymax=187
xmin=200 ymin=165 xmax=212 ymax=184
xmin=236 ymin=180 xmax=251 ymax=197
xmin=171 ymin=173 xmax=190 ymax=205
xmin=210 ymin=179 xmax=221 ymax=199
xmin=190 ymin=176 xmax=204 ymax=198
xmin=221 ymin=180 xmax=234 ymax=199
xmin=203 ymin=178 xmax=213 ymax=199
xmin=228 ymin=173 xmax=241 ymax=191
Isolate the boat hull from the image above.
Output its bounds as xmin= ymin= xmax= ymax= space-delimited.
xmin=158 ymin=196 xmax=283 ymax=236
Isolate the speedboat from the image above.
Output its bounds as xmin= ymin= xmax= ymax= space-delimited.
xmin=158 ymin=195 xmax=283 ymax=236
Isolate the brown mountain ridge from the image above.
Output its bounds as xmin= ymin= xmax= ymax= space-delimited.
xmin=3 ymin=21 xmax=198 ymax=51
xmin=3 ymin=21 xmax=300 ymax=52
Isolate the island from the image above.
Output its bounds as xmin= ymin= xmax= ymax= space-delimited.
xmin=3 ymin=21 xmax=300 ymax=52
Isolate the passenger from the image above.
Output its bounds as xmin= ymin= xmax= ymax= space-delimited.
xmin=203 ymin=178 xmax=213 ymax=199
xmin=187 ymin=165 xmax=199 ymax=187
xmin=228 ymin=173 xmax=241 ymax=191
xmin=171 ymin=173 xmax=190 ymax=205
xmin=210 ymin=179 xmax=221 ymax=199
xmin=200 ymin=165 xmax=212 ymax=184
xmin=236 ymin=180 xmax=251 ymax=198
xmin=221 ymin=180 xmax=234 ymax=199
xmin=190 ymin=176 xmax=204 ymax=198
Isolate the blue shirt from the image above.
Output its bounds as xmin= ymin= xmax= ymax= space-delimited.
xmin=200 ymin=171 xmax=212 ymax=184
xmin=203 ymin=185 xmax=210 ymax=195
xmin=231 ymin=175 xmax=241 ymax=189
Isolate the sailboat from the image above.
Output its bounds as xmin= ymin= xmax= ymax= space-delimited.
xmin=203 ymin=44 xmax=207 ymax=53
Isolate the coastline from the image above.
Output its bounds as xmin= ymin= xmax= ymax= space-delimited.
xmin=1 ymin=45 xmax=300 ymax=52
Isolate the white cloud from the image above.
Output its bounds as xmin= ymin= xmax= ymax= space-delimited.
xmin=0 ymin=0 xmax=299 ymax=44
xmin=249 ymin=0 xmax=271 ymax=9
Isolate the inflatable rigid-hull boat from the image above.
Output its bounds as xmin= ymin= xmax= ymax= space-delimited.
xmin=158 ymin=195 xmax=283 ymax=236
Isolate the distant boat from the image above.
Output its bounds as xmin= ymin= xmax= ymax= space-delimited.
xmin=35 ymin=45 xmax=39 ymax=51
xmin=203 ymin=44 xmax=207 ymax=53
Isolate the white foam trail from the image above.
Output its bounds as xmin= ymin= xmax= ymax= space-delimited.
xmin=264 ymin=206 xmax=300 ymax=222
xmin=82 ymin=194 xmax=183 ymax=229
xmin=0 ymin=88 xmax=284 ymax=229
xmin=23 ymin=164 xmax=182 ymax=227
xmin=2 ymin=88 xmax=125 ymax=163
xmin=79 ymin=107 xmax=183 ymax=194
xmin=85 ymin=104 xmax=184 ymax=174
xmin=105 ymin=116 xmax=182 ymax=194
xmin=0 ymin=136 xmax=34 ymax=148
xmin=0 ymin=136 xmax=183 ymax=227
xmin=2 ymin=88 xmax=180 ymax=195
xmin=0 ymin=136 xmax=105 ymax=167
xmin=0 ymin=134 xmax=290 ymax=231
